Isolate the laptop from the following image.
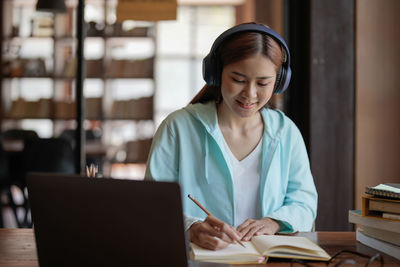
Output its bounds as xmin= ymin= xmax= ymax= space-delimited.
xmin=27 ymin=173 xmax=229 ymax=267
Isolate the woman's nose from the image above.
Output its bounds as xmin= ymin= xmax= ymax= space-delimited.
xmin=242 ymin=82 xmax=257 ymax=98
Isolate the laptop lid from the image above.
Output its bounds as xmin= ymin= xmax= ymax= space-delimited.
xmin=27 ymin=173 xmax=189 ymax=267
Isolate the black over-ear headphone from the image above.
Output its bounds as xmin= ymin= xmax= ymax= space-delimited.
xmin=202 ymin=23 xmax=291 ymax=94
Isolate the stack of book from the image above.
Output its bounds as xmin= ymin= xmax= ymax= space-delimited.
xmin=348 ymin=183 xmax=400 ymax=260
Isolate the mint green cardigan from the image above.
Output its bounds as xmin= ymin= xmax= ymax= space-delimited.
xmin=145 ymin=101 xmax=317 ymax=233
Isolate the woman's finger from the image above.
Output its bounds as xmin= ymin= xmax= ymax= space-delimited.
xmin=237 ymin=218 xmax=281 ymax=240
xmin=197 ymin=231 xmax=230 ymax=250
xmin=199 ymin=221 xmax=236 ymax=243
xmin=236 ymin=218 xmax=253 ymax=232
xmin=192 ymin=219 xmax=238 ymax=245
xmin=205 ymin=216 xmax=241 ymax=243
xmin=237 ymin=220 xmax=257 ymax=239
xmin=242 ymin=224 xmax=264 ymax=241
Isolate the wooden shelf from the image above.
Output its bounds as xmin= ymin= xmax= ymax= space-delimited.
xmin=3 ymin=36 xmax=55 ymax=41
xmin=3 ymin=117 xmax=104 ymax=121
xmin=0 ymin=0 xmax=156 ymax=177
xmin=2 ymin=75 xmax=54 ymax=79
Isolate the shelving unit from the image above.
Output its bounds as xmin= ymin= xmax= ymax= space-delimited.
xmin=0 ymin=0 xmax=156 ymax=176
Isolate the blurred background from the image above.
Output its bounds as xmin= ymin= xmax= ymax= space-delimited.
xmin=0 ymin=0 xmax=399 ymax=232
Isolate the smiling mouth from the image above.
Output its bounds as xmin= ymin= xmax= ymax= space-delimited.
xmin=236 ymin=100 xmax=256 ymax=109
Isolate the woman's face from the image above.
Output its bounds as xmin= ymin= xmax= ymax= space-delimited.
xmin=220 ymin=54 xmax=277 ymax=119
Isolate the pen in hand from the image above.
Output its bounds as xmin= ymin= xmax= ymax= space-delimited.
xmin=188 ymin=194 xmax=245 ymax=248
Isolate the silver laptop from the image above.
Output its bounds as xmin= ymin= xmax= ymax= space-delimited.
xmin=27 ymin=173 xmax=229 ymax=267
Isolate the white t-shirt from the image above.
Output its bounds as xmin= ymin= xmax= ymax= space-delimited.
xmin=222 ymin=136 xmax=262 ymax=228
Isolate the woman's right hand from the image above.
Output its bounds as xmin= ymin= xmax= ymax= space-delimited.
xmin=189 ymin=215 xmax=242 ymax=250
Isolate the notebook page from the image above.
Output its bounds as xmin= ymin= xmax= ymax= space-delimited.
xmin=191 ymin=241 xmax=259 ymax=258
xmin=251 ymin=235 xmax=326 ymax=256
xmin=372 ymin=184 xmax=400 ymax=193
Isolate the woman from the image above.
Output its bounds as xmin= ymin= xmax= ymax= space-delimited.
xmin=145 ymin=23 xmax=317 ymax=250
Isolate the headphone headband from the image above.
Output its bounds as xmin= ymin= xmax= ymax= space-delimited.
xmin=202 ymin=23 xmax=292 ymax=94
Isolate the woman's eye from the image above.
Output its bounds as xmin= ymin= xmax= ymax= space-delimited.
xmin=232 ymin=78 xmax=245 ymax=83
xmin=258 ymin=83 xmax=268 ymax=87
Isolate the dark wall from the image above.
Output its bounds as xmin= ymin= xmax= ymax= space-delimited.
xmin=0 ymin=1 xmax=3 ymax=129
xmin=285 ymin=0 xmax=355 ymax=231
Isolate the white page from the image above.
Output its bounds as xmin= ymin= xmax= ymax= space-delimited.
xmin=191 ymin=241 xmax=258 ymax=258
xmin=373 ymin=184 xmax=400 ymax=194
xmin=251 ymin=235 xmax=327 ymax=256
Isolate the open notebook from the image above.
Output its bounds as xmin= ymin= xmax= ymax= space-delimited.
xmin=191 ymin=235 xmax=331 ymax=264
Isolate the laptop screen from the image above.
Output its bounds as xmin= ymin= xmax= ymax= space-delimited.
xmin=27 ymin=173 xmax=189 ymax=267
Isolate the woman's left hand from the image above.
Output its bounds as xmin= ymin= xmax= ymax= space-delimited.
xmin=236 ymin=217 xmax=280 ymax=241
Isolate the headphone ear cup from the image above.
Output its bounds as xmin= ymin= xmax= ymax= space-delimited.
xmin=281 ymin=66 xmax=291 ymax=93
xmin=202 ymin=53 xmax=221 ymax=87
xmin=202 ymin=55 xmax=212 ymax=85
xmin=274 ymin=68 xmax=284 ymax=94
xmin=213 ymin=57 xmax=221 ymax=87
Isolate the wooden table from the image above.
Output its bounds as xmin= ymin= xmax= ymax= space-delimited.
xmin=0 ymin=229 xmax=37 ymax=267
xmin=0 ymin=229 xmax=399 ymax=266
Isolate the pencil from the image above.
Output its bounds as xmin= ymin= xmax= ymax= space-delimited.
xmin=188 ymin=194 xmax=211 ymax=216
xmin=187 ymin=194 xmax=245 ymax=248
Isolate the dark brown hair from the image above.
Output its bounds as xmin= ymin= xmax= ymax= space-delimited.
xmin=190 ymin=29 xmax=284 ymax=104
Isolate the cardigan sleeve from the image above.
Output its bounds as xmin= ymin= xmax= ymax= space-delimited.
xmin=144 ymin=120 xmax=179 ymax=182
xmin=267 ymin=124 xmax=318 ymax=232
xmin=144 ymin=119 xmax=205 ymax=231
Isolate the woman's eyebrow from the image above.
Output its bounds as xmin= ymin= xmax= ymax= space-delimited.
xmin=231 ymin=71 xmax=273 ymax=79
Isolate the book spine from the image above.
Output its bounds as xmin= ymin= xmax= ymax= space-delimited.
xmin=369 ymin=199 xmax=400 ymax=214
xmin=362 ymin=195 xmax=400 ymax=217
xmin=348 ymin=210 xmax=400 ymax=234
xmin=362 ymin=225 xmax=400 ymax=246
xmin=356 ymin=229 xmax=400 ymax=260
xmin=382 ymin=213 xmax=400 ymax=220
xmin=366 ymin=188 xmax=400 ymax=199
